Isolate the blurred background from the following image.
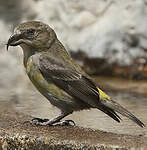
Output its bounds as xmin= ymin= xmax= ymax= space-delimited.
xmin=1 ymin=0 xmax=147 ymax=136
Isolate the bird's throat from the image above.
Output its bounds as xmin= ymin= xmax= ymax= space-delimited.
xmin=20 ymin=44 xmax=36 ymax=68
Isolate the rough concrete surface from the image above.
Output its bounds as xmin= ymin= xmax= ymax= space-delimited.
xmin=0 ymin=108 xmax=146 ymax=150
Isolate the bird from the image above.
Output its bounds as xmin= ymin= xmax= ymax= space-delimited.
xmin=7 ymin=21 xmax=145 ymax=127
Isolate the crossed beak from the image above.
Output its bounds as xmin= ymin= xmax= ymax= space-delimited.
xmin=7 ymin=33 xmax=22 ymax=50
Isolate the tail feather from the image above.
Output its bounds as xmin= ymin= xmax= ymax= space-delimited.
xmin=97 ymin=104 xmax=121 ymax=123
xmin=100 ymin=99 xmax=145 ymax=128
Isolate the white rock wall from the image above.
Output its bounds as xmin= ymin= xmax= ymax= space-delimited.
xmin=36 ymin=0 xmax=147 ymax=65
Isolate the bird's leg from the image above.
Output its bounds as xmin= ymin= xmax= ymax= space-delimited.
xmin=27 ymin=111 xmax=75 ymax=126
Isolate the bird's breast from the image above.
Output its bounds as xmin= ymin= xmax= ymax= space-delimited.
xmin=25 ymin=56 xmax=70 ymax=98
xmin=25 ymin=56 xmax=93 ymax=111
xmin=26 ymin=57 xmax=51 ymax=92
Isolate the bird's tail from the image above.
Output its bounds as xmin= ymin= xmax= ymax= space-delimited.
xmin=97 ymin=88 xmax=145 ymax=128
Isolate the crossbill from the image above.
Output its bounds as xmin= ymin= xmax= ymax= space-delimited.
xmin=7 ymin=21 xmax=144 ymax=127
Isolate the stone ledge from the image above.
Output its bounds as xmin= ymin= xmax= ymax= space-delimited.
xmin=0 ymin=109 xmax=146 ymax=150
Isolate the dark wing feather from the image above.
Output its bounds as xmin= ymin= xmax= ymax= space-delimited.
xmin=38 ymin=54 xmax=144 ymax=127
xmin=39 ymin=54 xmax=100 ymax=107
xmin=38 ymin=54 xmax=122 ymax=123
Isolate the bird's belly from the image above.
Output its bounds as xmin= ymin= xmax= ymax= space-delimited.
xmin=26 ymin=61 xmax=80 ymax=111
xmin=26 ymin=63 xmax=66 ymax=99
xmin=25 ymin=59 xmax=91 ymax=112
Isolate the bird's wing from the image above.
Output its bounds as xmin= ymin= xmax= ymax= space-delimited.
xmin=39 ymin=54 xmax=123 ymax=123
xmin=39 ymin=54 xmax=100 ymax=107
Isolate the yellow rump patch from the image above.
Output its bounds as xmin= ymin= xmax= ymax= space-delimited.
xmin=97 ymin=88 xmax=110 ymax=100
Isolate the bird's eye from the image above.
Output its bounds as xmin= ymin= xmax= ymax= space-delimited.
xmin=26 ymin=29 xmax=35 ymax=35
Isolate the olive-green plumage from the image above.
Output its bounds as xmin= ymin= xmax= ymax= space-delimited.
xmin=7 ymin=21 xmax=145 ymax=127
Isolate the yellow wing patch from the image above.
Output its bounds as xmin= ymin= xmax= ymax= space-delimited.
xmin=97 ymin=88 xmax=110 ymax=100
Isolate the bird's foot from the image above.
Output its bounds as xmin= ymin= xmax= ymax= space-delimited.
xmin=53 ymin=120 xmax=76 ymax=126
xmin=24 ymin=117 xmax=75 ymax=126
xmin=32 ymin=117 xmax=50 ymax=123
xmin=24 ymin=117 xmax=50 ymax=125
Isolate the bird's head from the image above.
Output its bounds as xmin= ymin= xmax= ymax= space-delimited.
xmin=7 ymin=21 xmax=57 ymax=51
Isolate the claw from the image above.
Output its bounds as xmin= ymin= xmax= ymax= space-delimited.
xmin=64 ymin=120 xmax=76 ymax=126
xmin=23 ymin=117 xmax=76 ymax=126
xmin=24 ymin=117 xmax=50 ymax=126
xmin=53 ymin=120 xmax=76 ymax=126
xmin=31 ymin=117 xmax=49 ymax=123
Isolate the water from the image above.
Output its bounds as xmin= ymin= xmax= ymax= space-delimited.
xmin=1 ymin=76 xmax=147 ymax=136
